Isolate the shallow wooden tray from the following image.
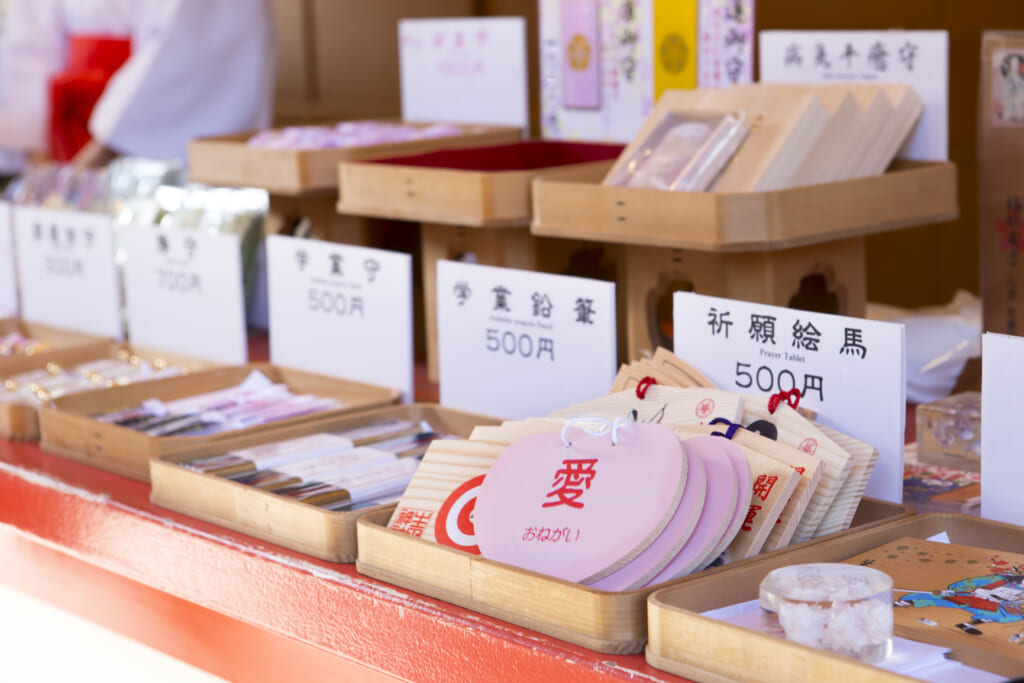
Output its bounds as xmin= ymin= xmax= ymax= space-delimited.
xmin=336 ymin=141 xmax=622 ymax=227
xmin=530 ymin=160 xmax=958 ymax=252
xmin=38 ymin=364 xmax=400 ymax=482
xmin=150 ymin=404 xmax=499 ymax=562
xmin=188 ymin=122 xmax=522 ymax=195
xmin=0 ymin=341 xmax=215 ymax=441
xmin=355 ymin=497 xmax=913 ymax=654
xmin=646 ymin=514 xmax=1023 ymax=683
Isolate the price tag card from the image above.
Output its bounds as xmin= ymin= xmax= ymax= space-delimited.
xmin=437 ymin=261 xmax=616 ymax=419
xmin=123 ymin=226 xmax=247 ymax=365
xmin=981 ymin=332 xmax=1024 ymax=524
xmin=267 ymin=235 xmax=413 ymax=402
xmin=759 ymin=30 xmax=948 ymax=161
xmin=674 ymin=292 xmax=906 ymax=502
xmin=399 ymin=17 xmax=529 ymax=132
xmin=13 ymin=206 xmax=122 ymax=339
xmin=0 ymin=202 xmax=16 ymax=318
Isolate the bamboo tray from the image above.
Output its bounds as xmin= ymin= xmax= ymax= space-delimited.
xmin=188 ymin=122 xmax=522 ymax=195
xmin=355 ymin=497 xmax=913 ymax=654
xmin=0 ymin=341 xmax=216 ymax=441
xmin=530 ymin=160 xmax=958 ymax=252
xmin=38 ymin=364 xmax=400 ymax=482
xmin=150 ymin=404 xmax=500 ymax=562
xmin=335 ymin=141 xmax=623 ymax=227
xmin=646 ymin=514 xmax=1023 ymax=683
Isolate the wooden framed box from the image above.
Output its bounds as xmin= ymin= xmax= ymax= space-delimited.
xmin=336 ymin=141 xmax=624 ymax=226
xmin=531 ymin=161 xmax=958 ymax=359
xmin=0 ymin=318 xmax=108 ymax=357
xmin=150 ymin=404 xmax=500 ymax=562
xmin=645 ymin=514 xmax=1024 ymax=683
xmin=188 ymin=123 xmax=523 ymax=195
xmin=355 ymin=497 xmax=913 ymax=654
xmin=38 ymin=364 xmax=400 ymax=482
xmin=335 ymin=141 xmax=627 ymax=381
xmin=0 ymin=341 xmax=216 ymax=441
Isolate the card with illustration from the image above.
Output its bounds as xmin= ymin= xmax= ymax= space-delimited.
xmin=845 ymin=537 xmax=1024 ymax=676
xmin=993 ymin=49 xmax=1024 ymax=126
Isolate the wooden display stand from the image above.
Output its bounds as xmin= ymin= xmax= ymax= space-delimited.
xmin=532 ymin=161 xmax=958 ymax=360
xmin=336 ymin=141 xmax=627 ymax=382
xmin=188 ymin=123 xmax=522 ymax=244
xmin=150 ymin=404 xmax=499 ymax=563
xmin=356 ymin=498 xmax=914 ymax=654
xmin=645 ymin=514 xmax=1024 ymax=682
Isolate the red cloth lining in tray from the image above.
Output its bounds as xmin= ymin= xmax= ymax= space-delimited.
xmin=370 ymin=140 xmax=624 ymax=172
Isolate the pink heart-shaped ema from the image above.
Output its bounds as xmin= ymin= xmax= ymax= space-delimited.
xmin=474 ymin=423 xmax=687 ymax=584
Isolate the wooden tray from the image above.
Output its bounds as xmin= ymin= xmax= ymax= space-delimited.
xmin=646 ymin=514 xmax=1023 ymax=683
xmin=336 ymin=141 xmax=623 ymax=227
xmin=188 ymin=122 xmax=522 ymax=195
xmin=150 ymin=404 xmax=500 ymax=562
xmin=0 ymin=342 xmax=216 ymax=441
xmin=38 ymin=364 xmax=400 ymax=482
xmin=355 ymin=497 xmax=913 ymax=654
xmin=530 ymin=160 xmax=958 ymax=252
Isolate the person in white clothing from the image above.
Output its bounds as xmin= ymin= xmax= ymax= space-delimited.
xmin=0 ymin=0 xmax=274 ymax=165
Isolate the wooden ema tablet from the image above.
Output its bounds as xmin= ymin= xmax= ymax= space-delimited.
xmin=609 ymin=362 xmax=676 ymax=393
xmin=814 ymin=424 xmax=880 ymax=535
xmin=549 ymin=386 xmax=744 ymax=428
xmin=650 ymin=347 xmax=716 ymax=388
xmin=642 ymin=437 xmax=743 ymax=586
xmin=589 ymin=446 xmax=707 ymax=591
xmin=673 ymin=423 xmax=823 ymax=553
xmin=473 ymin=424 xmax=687 ymax=584
xmin=826 ymin=84 xmax=895 ymax=180
xmin=720 ymin=440 xmax=798 ymax=562
xmin=387 ymin=440 xmax=506 ymax=552
xmin=695 ymin=87 xmax=831 ymax=192
xmin=733 ymin=84 xmax=863 ymax=186
xmin=741 ymin=397 xmax=854 ymax=544
xmin=852 ymin=84 xmax=923 ymax=177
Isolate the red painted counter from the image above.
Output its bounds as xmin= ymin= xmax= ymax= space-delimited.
xmin=0 ymin=338 xmax=689 ymax=682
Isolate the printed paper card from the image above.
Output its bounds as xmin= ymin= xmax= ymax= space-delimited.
xmin=13 ymin=206 xmax=122 ymax=339
xmin=437 ymin=260 xmax=616 ymax=419
xmin=539 ymin=0 xmax=655 ymax=142
xmin=122 ymin=226 xmax=247 ymax=365
xmin=759 ymin=30 xmax=949 ymax=161
xmin=674 ymin=291 xmax=906 ymax=502
xmin=0 ymin=202 xmax=16 ymax=317
xmin=267 ymin=235 xmax=413 ymax=402
xmin=399 ymin=17 xmax=529 ymax=132
xmin=697 ymin=0 xmax=755 ymax=88
xmin=980 ymin=332 xmax=1024 ymax=524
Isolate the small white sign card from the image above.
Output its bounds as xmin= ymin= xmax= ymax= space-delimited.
xmin=399 ymin=17 xmax=529 ymax=132
xmin=437 ymin=261 xmax=616 ymax=419
xmin=0 ymin=202 xmax=17 ymax=317
xmin=267 ymin=235 xmax=414 ymax=402
xmin=759 ymin=30 xmax=949 ymax=161
xmin=980 ymin=332 xmax=1024 ymax=525
xmin=122 ymin=226 xmax=247 ymax=365
xmin=13 ymin=206 xmax=122 ymax=339
xmin=674 ymin=292 xmax=906 ymax=502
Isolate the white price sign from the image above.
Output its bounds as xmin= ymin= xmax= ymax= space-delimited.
xmin=399 ymin=17 xmax=529 ymax=131
xmin=981 ymin=333 xmax=1024 ymax=524
xmin=123 ymin=226 xmax=247 ymax=365
xmin=674 ymin=292 xmax=906 ymax=502
xmin=760 ymin=30 xmax=949 ymax=161
xmin=0 ymin=202 xmax=16 ymax=317
xmin=13 ymin=206 xmax=122 ymax=339
xmin=437 ymin=261 xmax=616 ymax=418
xmin=267 ymin=235 xmax=413 ymax=401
